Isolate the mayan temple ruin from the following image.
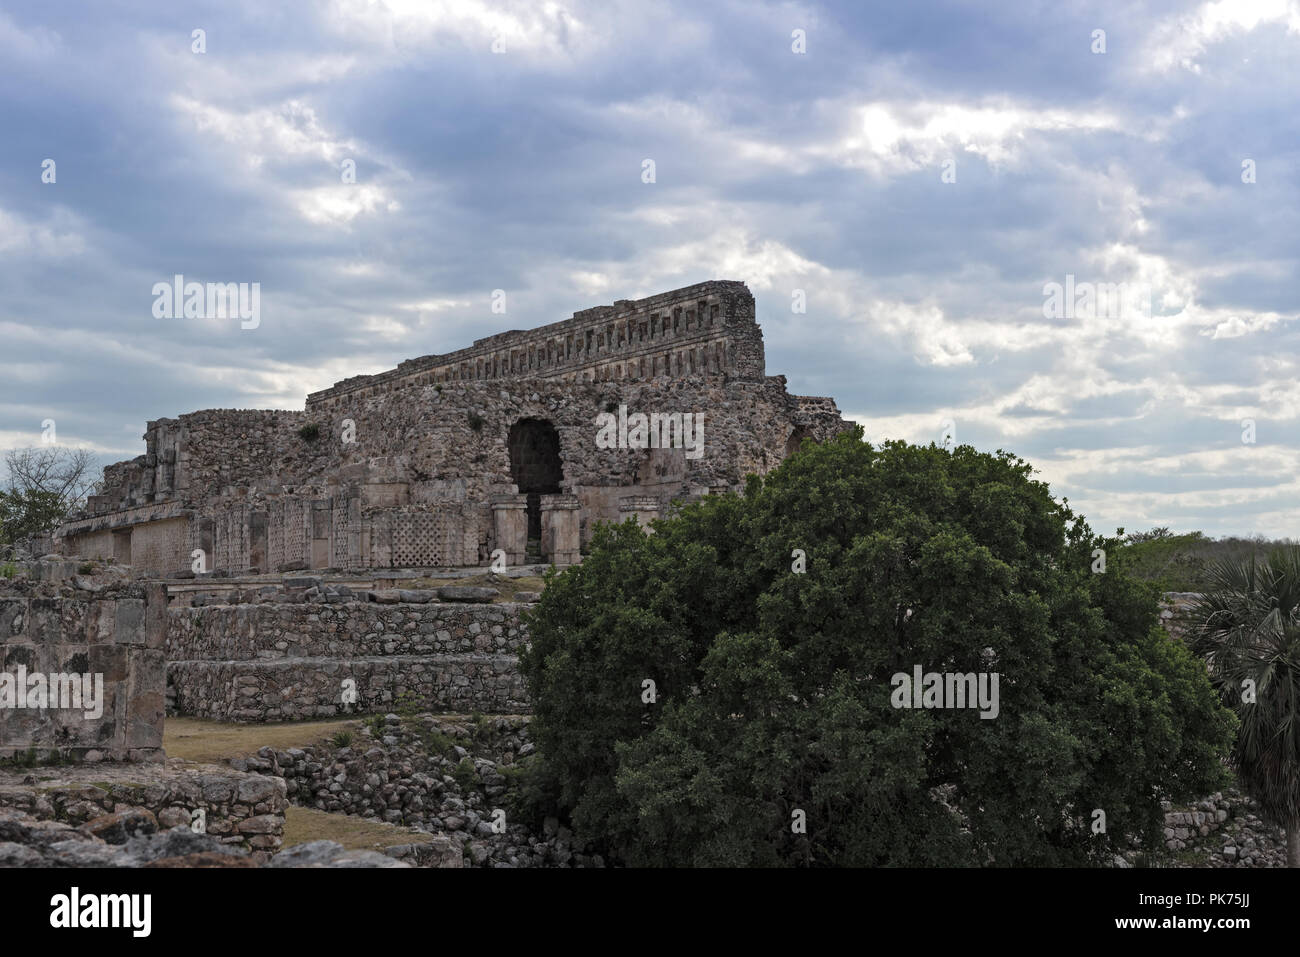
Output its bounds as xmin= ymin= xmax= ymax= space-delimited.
xmin=55 ymin=280 xmax=852 ymax=576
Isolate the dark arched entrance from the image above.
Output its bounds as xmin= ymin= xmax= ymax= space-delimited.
xmin=508 ymin=419 xmax=563 ymax=558
xmin=784 ymin=426 xmax=815 ymax=460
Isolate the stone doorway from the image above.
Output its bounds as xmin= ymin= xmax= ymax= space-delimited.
xmin=507 ymin=419 xmax=563 ymax=559
xmin=784 ymin=426 xmax=815 ymax=460
xmin=112 ymin=529 xmax=132 ymax=565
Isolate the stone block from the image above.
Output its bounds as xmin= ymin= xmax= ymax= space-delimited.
xmin=114 ymin=599 xmax=146 ymax=646
xmin=437 ymin=587 xmax=498 ymax=603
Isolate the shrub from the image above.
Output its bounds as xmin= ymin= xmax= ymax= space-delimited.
xmin=1114 ymin=529 xmax=1295 ymax=593
xmin=453 ymin=757 xmax=478 ymax=791
xmin=394 ymin=690 xmax=423 ymax=719
xmin=331 ymin=730 xmax=354 ymax=748
xmin=298 ymin=423 xmax=321 ymax=441
xmin=520 ymin=428 xmax=1234 ymax=866
xmin=423 ymin=730 xmax=452 ymax=756
xmin=501 ymin=754 xmax=566 ymax=832
xmin=467 ymin=413 xmax=485 ymax=432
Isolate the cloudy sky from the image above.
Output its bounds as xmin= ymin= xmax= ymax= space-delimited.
xmin=1 ymin=0 xmax=1297 ymax=538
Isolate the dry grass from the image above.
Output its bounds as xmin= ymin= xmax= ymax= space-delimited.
xmin=166 ymin=717 xmax=478 ymax=859
xmin=282 ymin=805 xmax=432 ymax=850
xmin=164 ymin=716 xmax=363 ymax=764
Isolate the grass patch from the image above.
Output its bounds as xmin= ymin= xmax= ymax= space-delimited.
xmin=282 ymin=805 xmax=429 ymax=851
xmin=164 ymin=716 xmax=365 ymax=764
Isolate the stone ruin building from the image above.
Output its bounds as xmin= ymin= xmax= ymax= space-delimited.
xmin=2 ymin=285 xmax=1268 ymax=871
xmin=55 ymin=280 xmax=851 ymax=576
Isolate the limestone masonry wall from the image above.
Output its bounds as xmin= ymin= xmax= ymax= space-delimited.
xmin=166 ymin=600 xmax=530 ymax=722
xmin=58 ymin=281 xmax=854 ymax=577
xmin=307 ymin=280 xmax=762 ymax=405
xmin=0 ymin=764 xmax=287 ymax=859
xmin=0 ymin=578 xmax=166 ymax=762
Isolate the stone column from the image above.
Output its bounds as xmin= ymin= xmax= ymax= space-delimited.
xmin=619 ymin=495 xmax=661 ymax=530
xmin=491 ymin=494 xmax=528 ymax=566
xmin=251 ymin=510 xmax=269 ymax=573
xmin=346 ymin=497 xmax=364 ymax=570
xmin=309 ymin=502 xmax=329 ymax=570
xmin=540 ymin=495 xmax=581 ymax=564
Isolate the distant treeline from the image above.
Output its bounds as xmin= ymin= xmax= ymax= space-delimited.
xmin=1113 ymin=527 xmax=1298 ymax=592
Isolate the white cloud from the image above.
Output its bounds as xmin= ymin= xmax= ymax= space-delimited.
xmin=0 ymin=207 xmax=86 ymax=258
xmin=829 ymin=100 xmax=1121 ymax=173
xmin=855 ymin=300 xmax=974 ymax=367
xmin=1144 ymin=0 xmax=1300 ymax=73
xmin=295 ymin=185 xmax=400 ymax=225
xmin=324 ymin=0 xmax=591 ymax=58
xmin=172 ymin=96 xmax=360 ymax=167
xmin=542 ymin=225 xmax=831 ymax=299
xmin=1202 ymin=313 xmax=1283 ymax=338
xmin=0 ymin=11 xmax=61 ymax=61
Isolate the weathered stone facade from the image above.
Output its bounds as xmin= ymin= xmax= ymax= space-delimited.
xmin=57 ymin=281 xmax=851 ymax=576
xmin=0 ymin=572 xmax=166 ymax=762
xmin=0 ymin=763 xmax=286 ymax=857
xmin=275 ymin=713 xmax=605 ymax=867
xmin=166 ymin=596 xmax=531 ymax=722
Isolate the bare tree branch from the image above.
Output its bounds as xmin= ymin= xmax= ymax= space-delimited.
xmin=3 ymin=447 xmax=99 ymax=515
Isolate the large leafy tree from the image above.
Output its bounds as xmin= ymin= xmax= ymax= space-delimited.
xmin=1186 ymin=547 xmax=1300 ymax=867
xmin=520 ymin=429 xmax=1234 ymax=866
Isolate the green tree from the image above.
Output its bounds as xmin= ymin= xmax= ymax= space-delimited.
xmin=1113 ymin=530 xmax=1211 ymax=591
xmin=519 ymin=428 xmax=1234 ymax=866
xmin=0 ymin=488 xmax=67 ymax=543
xmin=0 ymin=447 xmax=97 ymax=553
xmin=1186 ymin=547 xmax=1300 ymax=866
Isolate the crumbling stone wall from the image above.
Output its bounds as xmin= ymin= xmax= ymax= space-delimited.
xmin=86 ymin=410 xmax=329 ymax=516
xmin=166 ymin=599 xmax=530 ymax=721
xmin=308 ymin=280 xmax=763 ymax=406
xmin=58 ymin=281 xmax=854 ymax=575
xmin=0 ymin=764 xmax=286 ymax=858
xmin=272 ymin=714 xmax=603 ymax=868
xmin=0 ymin=577 xmax=166 ymax=762
xmin=56 ymin=502 xmax=194 ymax=576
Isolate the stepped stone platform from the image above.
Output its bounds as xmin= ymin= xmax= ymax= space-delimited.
xmin=166 ymin=583 xmax=535 ymax=722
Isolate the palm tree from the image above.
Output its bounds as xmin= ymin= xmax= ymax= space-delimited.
xmin=1186 ymin=546 xmax=1300 ymax=866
